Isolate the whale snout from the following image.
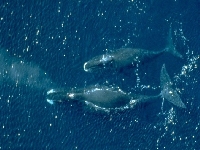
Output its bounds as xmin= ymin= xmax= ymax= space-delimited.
xmin=46 ymin=89 xmax=71 ymax=104
xmin=84 ymin=55 xmax=113 ymax=72
xmin=83 ymin=60 xmax=104 ymax=72
xmin=83 ymin=62 xmax=91 ymax=72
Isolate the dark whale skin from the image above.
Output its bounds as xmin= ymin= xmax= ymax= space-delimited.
xmin=47 ymin=86 xmax=131 ymax=108
xmin=84 ymin=29 xmax=183 ymax=73
xmin=84 ymin=48 xmax=165 ymax=72
xmin=80 ymin=87 xmax=131 ymax=108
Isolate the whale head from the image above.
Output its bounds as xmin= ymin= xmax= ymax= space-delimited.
xmin=46 ymin=89 xmax=75 ymax=104
xmin=84 ymin=54 xmax=114 ymax=72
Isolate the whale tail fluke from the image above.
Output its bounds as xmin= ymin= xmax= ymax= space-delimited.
xmin=160 ymin=64 xmax=186 ymax=108
xmin=164 ymin=28 xmax=183 ymax=59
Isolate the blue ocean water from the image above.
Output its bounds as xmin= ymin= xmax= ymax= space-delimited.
xmin=0 ymin=0 xmax=199 ymax=149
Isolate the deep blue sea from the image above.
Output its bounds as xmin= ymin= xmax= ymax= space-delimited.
xmin=0 ymin=0 xmax=200 ymax=149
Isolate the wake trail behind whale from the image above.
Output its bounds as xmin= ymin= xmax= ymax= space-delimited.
xmin=0 ymin=48 xmax=56 ymax=90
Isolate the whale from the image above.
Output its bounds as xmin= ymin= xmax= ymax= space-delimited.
xmin=47 ymin=85 xmax=161 ymax=108
xmin=47 ymin=64 xmax=186 ymax=109
xmin=84 ymin=29 xmax=183 ymax=73
xmin=47 ymin=86 xmax=133 ymax=108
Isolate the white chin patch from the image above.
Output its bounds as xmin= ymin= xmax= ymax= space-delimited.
xmin=47 ymin=99 xmax=54 ymax=105
xmin=83 ymin=62 xmax=89 ymax=72
xmin=47 ymin=89 xmax=55 ymax=94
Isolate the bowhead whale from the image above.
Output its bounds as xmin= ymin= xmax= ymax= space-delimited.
xmin=47 ymin=64 xmax=186 ymax=109
xmin=84 ymin=29 xmax=183 ymax=73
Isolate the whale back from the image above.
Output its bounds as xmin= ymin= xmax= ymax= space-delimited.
xmin=82 ymin=86 xmax=131 ymax=108
xmin=112 ymin=48 xmax=164 ymax=70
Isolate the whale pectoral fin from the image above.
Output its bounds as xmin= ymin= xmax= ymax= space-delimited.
xmin=160 ymin=64 xmax=186 ymax=108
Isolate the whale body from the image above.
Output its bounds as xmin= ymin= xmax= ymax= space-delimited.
xmin=47 ymin=64 xmax=186 ymax=109
xmin=47 ymin=86 xmax=131 ymax=108
xmin=47 ymin=85 xmax=160 ymax=108
xmin=84 ymin=48 xmax=165 ymax=72
xmin=84 ymin=29 xmax=183 ymax=73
